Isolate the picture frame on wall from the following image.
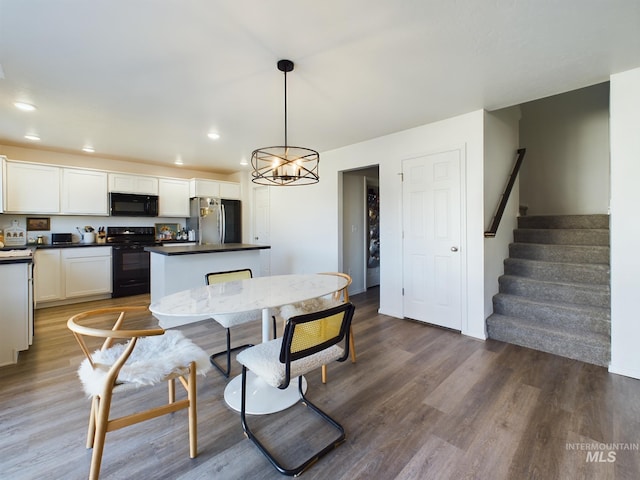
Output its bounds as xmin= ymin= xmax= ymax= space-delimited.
xmin=26 ymin=217 xmax=51 ymax=231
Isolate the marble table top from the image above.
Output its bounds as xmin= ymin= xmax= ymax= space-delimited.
xmin=149 ymin=273 xmax=348 ymax=320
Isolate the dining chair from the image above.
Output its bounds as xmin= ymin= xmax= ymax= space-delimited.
xmin=205 ymin=269 xmax=276 ymax=377
xmin=67 ymin=306 xmax=210 ymax=480
xmin=236 ymin=302 xmax=356 ymax=477
xmin=274 ymin=272 xmax=356 ymax=383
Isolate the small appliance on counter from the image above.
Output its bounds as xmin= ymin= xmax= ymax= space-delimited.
xmin=51 ymin=233 xmax=73 ymax=245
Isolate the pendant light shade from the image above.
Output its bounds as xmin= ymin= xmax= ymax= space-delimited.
xmin=251 ymin=60 xmax=319 ymax=186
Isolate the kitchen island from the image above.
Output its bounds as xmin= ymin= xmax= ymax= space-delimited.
xmin=145 ymin=243 xmax=270 ymax=326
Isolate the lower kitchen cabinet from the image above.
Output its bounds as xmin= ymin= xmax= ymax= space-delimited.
xmin=34 ymin=247 xmax=112 ymax=306
xmin=34 ymin=249 xmax=64 ymax=302
xmin=64 ymin=248 xmax=112 ymax=298
xmin=0 ymin=261 xmax=33 ymax=366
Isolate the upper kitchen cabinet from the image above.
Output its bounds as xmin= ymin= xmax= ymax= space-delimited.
xmin=189 ymin=178 xmax=219 ymax=198
xmin=108 ymin=173 xmax=159 ymax=195
xmin=189 ymin=178 xmax=240 ymax=200
xmin=219 ymin=181 xmax=241 ymax=200
xmin=158 ymin=178 xmax=190 ymax=217
xmin=61 ymin=168 xmax=108 ymax=215
xmin=5 ymin=161 xmax=60 ymax=213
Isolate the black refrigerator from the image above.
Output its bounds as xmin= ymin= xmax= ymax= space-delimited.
xmin=221 ymin=199 xmax=242 ymax=243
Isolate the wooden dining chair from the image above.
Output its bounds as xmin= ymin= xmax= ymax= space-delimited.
xmin=67 ymin=306 xmax=210 ymax=480
xmin=205 ymin=269 xmax=275 ymax=378
xmin=236 ymin=302 xmax=356 ymax=476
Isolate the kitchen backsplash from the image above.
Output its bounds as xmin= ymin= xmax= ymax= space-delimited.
xmin=0 ymin=214 xmax=187 ymax=245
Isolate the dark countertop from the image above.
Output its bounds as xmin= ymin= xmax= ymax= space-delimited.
xmin=144 ymin=243 xmax=271 ymax=256
xmin=32 ymin=243 xmax=113 ymax=249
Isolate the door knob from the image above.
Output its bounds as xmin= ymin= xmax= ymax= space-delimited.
xmin=451 ymin=246 xmax=458 ymax=252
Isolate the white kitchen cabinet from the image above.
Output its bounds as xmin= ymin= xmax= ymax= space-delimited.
xmin=189 ymin=178 xmax=220 ymax=198
xmin=158 ymin=178 xmax=190 ymax=217
xmin=219 ymin=181 xmax=241 ymax=200
xmin=0 ymin=156 xmax=5 ymax=213
xmin=0 ymin=261 xmax=33 ymax=366
xmin=108 ymin=173 xmax=159 ymax=195
xmin=63 ymin=247 xmax=112 ymax=298
xmin=61 ymin=168 xmax=108 ymax=215
xmin=34 ymin=249 xmax=64 ymax=303
xmin=5 ymin=161 xmax=60 ymax=213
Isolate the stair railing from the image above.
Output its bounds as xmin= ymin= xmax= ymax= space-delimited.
xmin=485 ymin=148 xmax=527 ymax=238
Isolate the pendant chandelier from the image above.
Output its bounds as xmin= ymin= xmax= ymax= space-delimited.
xmin=251 ymin=59 xmax=319 ymax=186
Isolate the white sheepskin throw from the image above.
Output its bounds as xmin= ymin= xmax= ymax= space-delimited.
xmin=77 ymin=330 xmax=210 ymax=397
xmin=236 ymin=338 xmax=344 ymax=388
xmin=277 ymin=295 xmax=342 ymax=324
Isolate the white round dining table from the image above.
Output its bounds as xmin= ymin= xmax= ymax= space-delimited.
xmin=149 ymin=273 xmax=348 ymax=414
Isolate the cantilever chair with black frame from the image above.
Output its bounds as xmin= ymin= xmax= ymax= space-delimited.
xmin=67 ymin=306 xmax=210 ymax=480
xmin=205 ymin=269 xmax=277 ymax=378
xmin=236 ymin=302 xmax=356 ymax=477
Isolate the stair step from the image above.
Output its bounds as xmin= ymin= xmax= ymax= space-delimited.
xmin=492 ymin=293 xmax=610 ymax=336
xmin=518 ymin=214 xmax=609 ymax=230
xmin=509 ymin=242 xmax=609 ymax=265
xmin=498 ymin=275 xmax=610 ymax=308
xmin=486 ymin=313 xmax=610 ymax=367
xmin=513 ymin=228 xmax=609 ymax=246
xmin=504 ymin=258 xmax=610 ymax=285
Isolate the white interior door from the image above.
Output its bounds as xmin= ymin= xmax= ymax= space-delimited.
xmin=402 ymin=148 xmax=462 ymax=330
xmin=253 ymin=186 xmax=271 ymax=276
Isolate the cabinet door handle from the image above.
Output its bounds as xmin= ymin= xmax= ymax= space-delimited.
xmin=451 ymin=246 xmax=458 ymax=252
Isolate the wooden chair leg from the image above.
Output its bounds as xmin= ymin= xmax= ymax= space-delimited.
xmin=89 ymin=392 xmax=113 ymax=480
xmin=86 ymin=396 xmax=98 ymax=448
xmin=349 ymin=326 xmax=356 ymax=363
xmin=321 ymin=365 xmax=328 ymax=384
xmin=168 ymin=378 xmax=176 ymax=404
xmin=187 ymin=362 xmax=197 ymax=458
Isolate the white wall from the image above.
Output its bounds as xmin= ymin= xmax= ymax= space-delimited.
xmin=519 ymin=83 xmax=610 ymax=215
xmin=609 ymin=68 xmax=640 ymax=380
xmin=483 ymin=107 xmax=521 ymax=321
xmin=267 ymin=110 xmax=486 ymax=339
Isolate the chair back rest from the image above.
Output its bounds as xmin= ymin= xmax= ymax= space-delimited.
xmin=320 ymin=272 xmax=352 ymax=302
xmin=280 ymin=302 xmax=355 ymax=365
xmin=67 ymin=306 xmax=163 ymax=378
xmin=205 ymin=268 xmax=253 ymax=285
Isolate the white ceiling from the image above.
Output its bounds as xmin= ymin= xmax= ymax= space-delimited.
xmin=1 ymin=1 xmax=639 ymax=174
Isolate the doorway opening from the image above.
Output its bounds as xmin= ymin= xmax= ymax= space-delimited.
xmin=340 ymin=165 xmax=380 ymax=297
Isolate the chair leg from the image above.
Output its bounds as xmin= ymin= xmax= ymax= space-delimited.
xmin=86 ymin=396 xmax=98 ymax=448
xmin=89 ymin=392 xmax=113 ymax=480
xmin=187 ymin=362 xmax=198 ymax=458
xmin=209 ymin=328 xmax=253 ymax=378
xmin=349 ymin=326 xmax=356 ymax=363
xmin=321 ymin=365 xmax=328 ymax=384
xmin=241 ymin=367 xmax=345 ymax=477
xmin=168 ymin=378 xmax=176 ymax=403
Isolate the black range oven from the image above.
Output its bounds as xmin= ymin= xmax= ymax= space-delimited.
xmin=107 ymin=226 xmax=156 ymax=298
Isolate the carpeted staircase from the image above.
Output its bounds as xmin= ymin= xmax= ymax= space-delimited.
xmin=486 ymin=214 xmax=610 ymax=366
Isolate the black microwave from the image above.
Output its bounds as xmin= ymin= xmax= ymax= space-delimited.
xmin=109 ymin=193 xmax=159 ymax=217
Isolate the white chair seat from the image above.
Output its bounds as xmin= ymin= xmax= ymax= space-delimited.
xmin=237 ymin=338 xmax=344 ymax=388
xmin=78 ymin=330 xmax=210 ymax=397
xmin=212 ymin=309 xmax=262 ymax=329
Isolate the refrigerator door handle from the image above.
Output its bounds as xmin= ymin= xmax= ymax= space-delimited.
xmin=220 ymin=203 xmax=226 ymax=244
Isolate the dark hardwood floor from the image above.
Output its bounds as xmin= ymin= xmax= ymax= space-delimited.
xmin=1 ymin=288 xmax=639 ymax=479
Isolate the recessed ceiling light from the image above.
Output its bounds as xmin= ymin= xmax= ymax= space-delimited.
xmin=240 ymin=158 xmax=248 ymax=166
xmin=82 ymin=146 xmax=95 ymax=153
xmin=207 ymin=132 xmax=220 ymax=140
xmin=24 ymin=134 xmax=40 ymax=141
xmin=14 ymin=101 xmax=37 ymax=111
xmin=174 ymin=157 xmax=184 ymax=165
